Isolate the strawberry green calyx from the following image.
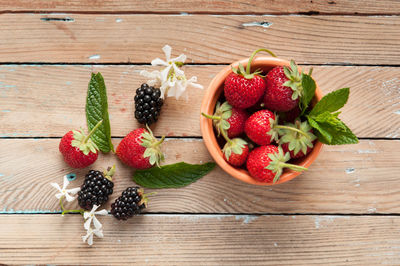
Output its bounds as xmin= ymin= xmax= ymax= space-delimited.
xmin=222 ymin=136 xmax=247 ymax=159
xmin=283 ymin=60 xmax=304 ymax=100
xmin=141 ymin=125 xmax=165 ymax=168
xmin=103 ymin=164 xmax=116 ymax=181
xmin=71 ymin=120 xmax=103 ymax=155
xmin=267 ymin=114 xmax=311 ymax=143
xmin=266 ymin=146 xmax=308 ymax=183
xmin=232 ymin=48 xmax=277 ymax=79
xmin=279 ymin=119 xmax=317 ymax=156
xmin=201 ymin=101 xmax=232 ymax=136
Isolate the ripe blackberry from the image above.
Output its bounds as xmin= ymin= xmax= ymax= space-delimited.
xmin=134 ymin=83 xmax=163 ymax=125
xmin=111 ymin=187 xmax=150 ymax=220
xmin=78 ymin=166 xmax=115 ymax=210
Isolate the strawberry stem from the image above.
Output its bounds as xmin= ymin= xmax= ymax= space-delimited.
xmin=153 ymin=135 xmax=165 ymax=147
xmin=246 ymin=48 xmax=277 ymax=75
xmin=280 ymin=162 xmax=308 ymax=172
xmin=83 ymin=120 xmax=103 ymax=144
xmin=220 ymin=128 xmax=233 ymax=145
xmin=275 ymin=125 xmax=310 ymax=138
xmin=201 ymin=112 xmax=221 ymax=121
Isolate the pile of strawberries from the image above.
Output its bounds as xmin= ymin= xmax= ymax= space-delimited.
xmin=203 ymin=49 xmax=316 ymax=183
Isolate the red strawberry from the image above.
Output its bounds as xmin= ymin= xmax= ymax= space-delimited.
xmin=116 ymin=127 xmax=164 ymax=169
xmin=59 ymin=120 xmax=103 ymax=168
xmin=222 ymin=138 xmax=249 ymax=167
xmin=246 ymin=145 xmax=307 ymax=183
xmin=278 ymin=105 xmax=301 ymax=124
xmin=263 ymin=60 xmax=303 ymax=112
xmin=201 ymin=101 xmax=248 ymax=138
xmin=244 ymin=109 xmax=279 ymax=146
xmin=279 ymin=119 xmax=316 ymax=159
xmin=224 ymin=49 xmax=276 ymax=109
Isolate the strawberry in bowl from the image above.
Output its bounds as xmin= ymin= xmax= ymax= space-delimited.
xmin=200 ymin=49 xmax=358 ymax=186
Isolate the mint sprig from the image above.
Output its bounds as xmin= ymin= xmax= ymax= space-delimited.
xmin=306 ymin=87 xmax=358 ymax=145
xmin=86 ymin=72 xmax=114 ymax=153
xmin=300 ymin=73 xmax=316 ymax=114
xmin=133 ymin=162 xmax=216 ymax=188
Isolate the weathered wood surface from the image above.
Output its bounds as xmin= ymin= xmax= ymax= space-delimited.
xmin=0 ymin=138 xmax=397 ymax=214
xmin=1 ymin=214 xmax=400 ymax=265
xmin=0 ymin=14 xmax=399 ymax=64
xmin=1 ymin=65 xmax=399 ymax=138
xmin=1 ymin=0 xmax=400 ymax=15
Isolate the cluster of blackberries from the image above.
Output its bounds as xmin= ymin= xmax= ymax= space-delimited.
xmin=78 ymin=170 xmax=114 ymax=210
xmin=110 ymin=187 xmax=146 ymax=220
xmin=134 ymin=83 xmax=163 ymax=125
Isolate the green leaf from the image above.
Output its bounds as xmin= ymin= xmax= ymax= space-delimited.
xmin=300 ymin=74 xmax=316 ymax=114
xmin=308 ymin=114 xmax=358 ymax=145
xmin=133 ymin=162 xmax=216 ymax=189
xmin=309 ymin=87 xmax=349 ymax=117
xmin=86 ymin=72 xmax=114 ymax=153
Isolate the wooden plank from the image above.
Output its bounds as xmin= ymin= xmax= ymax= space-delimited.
xmin=0 ymin=65 xmax=399 ymax=138
xmin=1 ymin=214 xmax=400 ymax=264
xmin=0 ymin=14 xmax=399 ymax=64
xmin=1 ymin=0 xmax=400 ymax=15
xmin=0 ymin=139 xmax=399 ymax=214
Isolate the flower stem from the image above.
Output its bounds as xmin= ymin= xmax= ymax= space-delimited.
xmin=274 ymin=125 xmax=310 ymax=138
xmin=59 ymin=196 xmax=84 ymax=215
xmin=201 ymin=112 xmax=221 ymax=121
xmin=83 ymin=120 xmax=103 ymax=144
xmin=246 ymin=48 xmax=277 ymax=75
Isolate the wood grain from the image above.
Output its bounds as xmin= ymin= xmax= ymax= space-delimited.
xmin=0 ymin=14 xmax=399 ymax=64
xmin=1 ymin=214 xmax=400 ymax=265
xmin=1 ymin=0 xmax=400 ymax=15
xmin=0 ymin=139 xmax=399 ymax=214
xmin=0 ymin=65 xmax=399 ymax=138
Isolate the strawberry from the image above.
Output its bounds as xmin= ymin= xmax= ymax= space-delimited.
xmin=244 ymin=110 xmax=279 ymax=146
xmin=116 ymin=126 xmax=164 ymax=169
xmin=278 ymin=105 xmax=301 ymax=124
xmin=201 ymin=101 xmax=248 ymax=138
xmin=263 ymin=60 xmax=303 ymax=112
xmin=246 ymin=145 xmax=307 ymax=183
xmin=279 ymin=119 xmax=317 ymax=159
xmin=223 ymin=138 xmax=249 ymax=167
xmin=59 ymin=120 xmax=103 ymax=168
xmin=224 ymin=49 xmax=276 ymax=109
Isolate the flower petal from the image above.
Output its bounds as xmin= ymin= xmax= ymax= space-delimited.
xmin=93 ymin=229 xmax=104 ymax=238
xmin=95 ymin=209 xmax=108 ymax=216
xmin=54 ymin=192 xmax=64 ymax=199
xmin=82 ymin=232 xmax=90 ymax=243
xmin=172 ymin=63 xmax=185 ymax=77
xmin=84 ymin=217 xmax=93 ymax=230
xmin=151 ymin=58 xmax=168 ymax=66
xmin=64 ymin=193 xmax=76 ymax=202
xmin=160 ymin=65 xmax=172 ymax=83
xmin=91 ymin=205 xmax=99 ymax=213
xmin=67 ymin=187 xmax=80 ymax=195
xmin=170 ymin=54 xmax=186 ymax=64
xmin=93 ymin=216 xmax=102 ymax=229
xmin=50 ymin=182 xmax=61 ymax=192
xmin=87 ymin=233 xmax=94 ymax=246
xmin=62 ymin=175 xmax=70 ymax=190
xmin=162 ymin=45 xmax=172 ymax=61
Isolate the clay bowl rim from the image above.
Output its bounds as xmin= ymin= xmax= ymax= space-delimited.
xmin=200 ymin=56 xmax=323 ymax=186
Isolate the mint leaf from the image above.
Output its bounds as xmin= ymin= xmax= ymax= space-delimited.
xmin=86 ymin=72 xmax=114 ymax=153
xmin=308 ymin=113 xmax=358 ymax=145
xmin=133 ymin=162 xmax=216 ymax=188
xmin=309 ymin=87 xmax=349 ymax=117
xmin=300 ymin=74 xmax=316 ymax=114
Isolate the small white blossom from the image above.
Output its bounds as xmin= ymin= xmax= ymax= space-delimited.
xmin=82 ymin=227 xmax=104 ymax=246
xmin=50 ymin=175 xmax=80 ymax=202
xmin=140 ymin=45 xmax=203 ymax=100
xmin=83 ymin=205 xmax=108 ymax=230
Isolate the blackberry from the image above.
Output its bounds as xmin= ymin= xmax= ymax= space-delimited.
xmin=134 ymin=83 xmax=163 ymax=125
xmin=111 ymin=187 xmax=150 ymax=220
xmin=78 ymin=166 xmax=115 ymax=210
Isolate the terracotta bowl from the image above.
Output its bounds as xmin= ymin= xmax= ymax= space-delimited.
xmin=200 ymin=57 xmax=323 ymax=186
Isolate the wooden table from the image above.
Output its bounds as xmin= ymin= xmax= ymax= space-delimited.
xmin=0 ymin=1 xmax=400 ymax=264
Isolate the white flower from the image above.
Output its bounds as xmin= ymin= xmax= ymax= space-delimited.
xmin=82 ymin=227 xmax=104 ymax=246
xmin=50 ymin=175 xmax=80 ymax=202
xmin=83 ymin=205 xmax=108 ymax=230
xmin=140 ymin=45 xmax=203 ymax=100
